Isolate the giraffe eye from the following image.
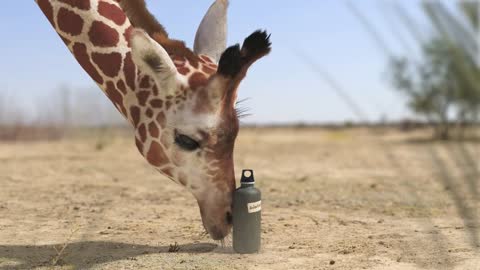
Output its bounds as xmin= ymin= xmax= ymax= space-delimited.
xmin=175 ymin=133 xmax=200 ymax=151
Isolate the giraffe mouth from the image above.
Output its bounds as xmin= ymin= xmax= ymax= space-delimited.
xmin=197 ymin=195 xmax=233 ymax=240
xmin=206 ymin=224 xmax=231 ymax=240
xmin=200 ymin=209 xmax=233 ymax=240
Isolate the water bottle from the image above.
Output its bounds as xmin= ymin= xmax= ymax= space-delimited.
xmin=233 ymin=169 xmax=261 ymax=254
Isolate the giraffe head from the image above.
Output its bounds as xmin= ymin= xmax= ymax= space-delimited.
xmin=36 ymin=0 xmax=270 ymax=240
xmin=127 ymin=0 xmax=271 ymax=239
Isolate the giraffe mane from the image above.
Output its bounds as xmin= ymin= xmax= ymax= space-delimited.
xmin=118 ymin=0 xmax=167 ymax=37
xmin=119 ymin=0 xmax=200 ymax=66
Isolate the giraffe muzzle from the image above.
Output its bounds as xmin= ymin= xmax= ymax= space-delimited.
xmin=197 ymin=190 xmax=234 ymax=240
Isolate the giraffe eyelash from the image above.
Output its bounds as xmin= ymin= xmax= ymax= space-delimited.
xmin=143 ymin=54 xmax=165 ymax=73
xmin=235 ymin=98 xmax=252 ymax=119
xmin=235 ymin=107 xmax=251 ymax=119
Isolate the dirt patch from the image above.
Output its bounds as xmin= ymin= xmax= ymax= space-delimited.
xmin=0 ymin=128 xmax=479 ymax=269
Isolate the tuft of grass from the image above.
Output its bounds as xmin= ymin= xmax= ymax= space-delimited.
xmin=168 ymin=242 xmax=180 ymax=253
xmin=51 ymin=227 xmax=80 ymax=266
xmin=95 ymin=140 xmax=106 ymax=151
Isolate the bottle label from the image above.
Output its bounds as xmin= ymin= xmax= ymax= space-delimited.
xmin=247 ymin=200 xmax=261 ymax=213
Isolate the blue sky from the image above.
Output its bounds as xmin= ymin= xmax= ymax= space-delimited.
xmin=0 ymin=1 xmax=458 ymax=124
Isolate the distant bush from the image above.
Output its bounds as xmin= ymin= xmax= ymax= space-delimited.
xmin=389 ymin=3 xmax=480 ymax=140
xmin=0 ymin=125 xmax=64 ymax=141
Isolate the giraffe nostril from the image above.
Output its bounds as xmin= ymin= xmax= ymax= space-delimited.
xmin=226 ymin=211 xmax=233 ymax=225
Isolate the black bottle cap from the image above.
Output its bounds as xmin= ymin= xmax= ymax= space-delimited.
xmin=240 ymin=169 xmax=255 ymax=184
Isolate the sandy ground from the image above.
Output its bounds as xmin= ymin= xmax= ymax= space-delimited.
xmin=0 ymin=127 xmax=479 ymax=270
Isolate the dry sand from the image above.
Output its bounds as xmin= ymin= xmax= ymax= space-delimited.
xmin=0 ymin=127 xmax=479 ymax=269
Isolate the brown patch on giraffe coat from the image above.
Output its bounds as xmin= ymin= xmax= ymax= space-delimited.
xmin=108 ymin=88 xmax=126 ymax=116
xmin=146 ymin=108 xmax=154 ymax=118
xmin=149 ymin=99 xmax=163 ymax=109
xmin=177 ymin=67 xmax=190 ymax=76
xmin=98 ymin=1 xmax=126 ymax=26
xmin=123 ymin=53 xmax=136 ymax=91
xmin=57 ymin=8 xmax=84 ymax=36
xmin=72 ymin=43 xmax=104 ymax=85
xmin=58 ymin=0 xmax=90 ymax=10
xmin=187 ymin=57 xmax=199 ymax=69
xmin=124 ymin=26 xmax=134 ymax=47
xmin=116 ymin=80 xmax=127 ymax=94
xmin=105 ymin=81 xmax=125 ymax=112
xmin=89 ymin=21 xmax=119 ymax=47
xmin=91 ymin=52 xmax=122 ymax=77
xmin=139 ymin=76 xmax=151 ymax=88
xmin=137 ymin=91 xmax=150 ymax=106
xmin=146 ymin=141 xmax=169 ymax=167
xmin=188 ymin=72 xmax=208 ymax=90
xmin=130 ymin=106 xmax=141 ymax=127
xmin=119 ymin=103 xmax=128 ymax=117
xmin=37 ymin=0 xmax=55 ymax=27
xmin=138 ymin=123 xmax=147 ymax=142
xmin=148 ymin=122 xmax=160 ymax=138
xmin=165 ymin=101 xmax=172 ymax=110
xmin=152 ymin=85 xmax=159 ymax=96
xmin=156 ymin=112 xmax=166 ymax=127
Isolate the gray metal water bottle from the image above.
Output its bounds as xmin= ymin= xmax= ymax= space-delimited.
xmin=233 ymin=169 xmax=261 ymax=254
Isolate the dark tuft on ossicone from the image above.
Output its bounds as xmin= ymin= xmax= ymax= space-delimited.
xmin=241 ymin=30 xmax=271 ymax=60
xmin=218 ymin=44 xmax=242 ymax=77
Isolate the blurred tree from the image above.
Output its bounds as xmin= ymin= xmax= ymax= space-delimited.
xmin=457 ymin=1 xmax=480 ymax=130
xmin=390 ymin=2 xmax=480 ymax=140
xmin=390 ymin=38 xmax=461 ymax=140
xmin=459 ymin=1 xmax=478 ymax=30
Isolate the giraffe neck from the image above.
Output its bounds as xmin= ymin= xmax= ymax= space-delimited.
xmin=37 ymin=0 xmax=218 ymax=124
xmin=36 ymin=0 xmax=220 ymax=183
xmin=37 ymin=0 xmax=154 ymax=125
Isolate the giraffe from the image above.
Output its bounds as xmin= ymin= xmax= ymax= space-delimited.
xmin=36 ymin=0 xmax=271 ymax=240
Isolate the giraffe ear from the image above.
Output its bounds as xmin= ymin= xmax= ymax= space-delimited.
xmin=130 ymin=29 xmax=177 ymax=95
xmin=193 ymin=0 xmax=228 ymax=63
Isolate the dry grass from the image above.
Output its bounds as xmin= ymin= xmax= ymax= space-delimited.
xmin=51 ymin=228 xmax=80 ymax=266
xmin=0 ymin=125 xmax=65 ymax=141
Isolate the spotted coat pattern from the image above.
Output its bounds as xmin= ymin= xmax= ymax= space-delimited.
xmin=36 ymin=0 xmax=219 ymax=182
